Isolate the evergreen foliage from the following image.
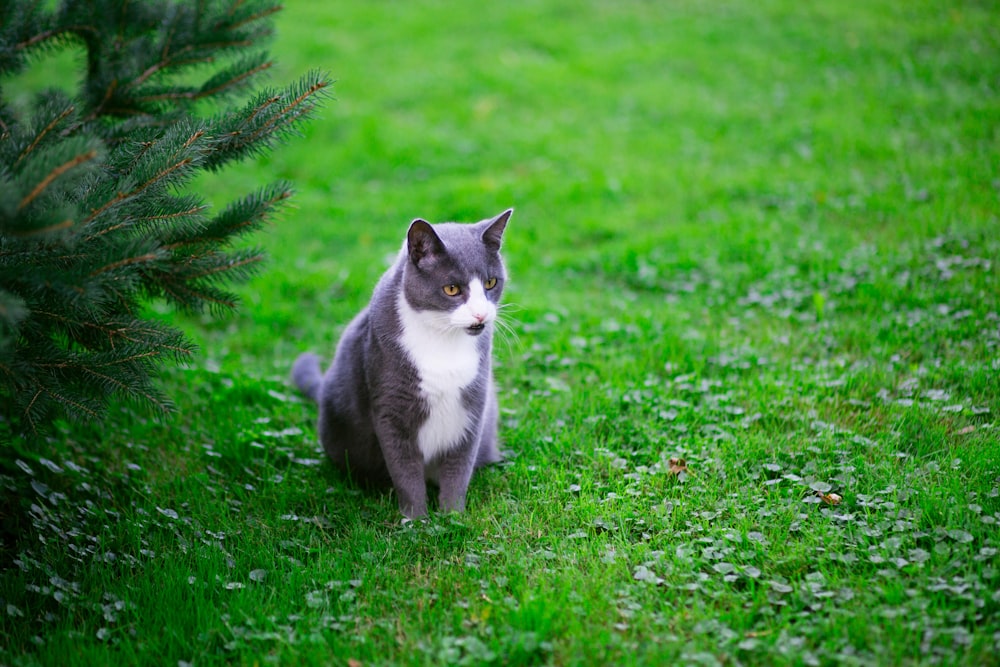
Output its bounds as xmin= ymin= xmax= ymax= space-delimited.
xmin=0 ymin=0 xmax=330 ymax=436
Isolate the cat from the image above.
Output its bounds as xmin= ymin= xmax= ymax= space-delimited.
xmin=291 ymin=209 xmax=512 ymax=519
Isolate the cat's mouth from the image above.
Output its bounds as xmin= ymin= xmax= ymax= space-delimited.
xmin=466 ymin=323 xmax=486 ymax=335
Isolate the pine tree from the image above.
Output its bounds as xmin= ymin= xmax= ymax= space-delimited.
xmin=0 ymin=0 xmax=330 ymax=437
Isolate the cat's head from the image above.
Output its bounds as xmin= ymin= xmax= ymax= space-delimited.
xmin=402 ymin=209 xmax=512 ymax=337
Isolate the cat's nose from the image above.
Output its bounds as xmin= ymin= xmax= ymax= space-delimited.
xmin=472 ymin=312 xmax=487 ymax=323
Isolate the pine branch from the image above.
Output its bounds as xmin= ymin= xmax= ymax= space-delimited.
xmin=205 ymin=57 xmax=274 ymax=96
xmin=204 ymin=71 xmax=330 ymax=170
xmin=3 ymin=127 xmax=104 ymax=235
xmin=88 ymin=251 xmax=164 ymax=277
xmin=15 ymin=103 xmax=75 ymax=167
xmin=157 ymin=279 xmax=239 ymax=312
xmin=215 ymin=3 xmax=283 ymax=32
xmin=32 ymin=383 xmax=101 ymax=421
xmin=1 ymin=0 xmax=331 ymax=437
xmin=162 ymin=181 xmax=291 ymax=247
xmin=18 ymin=149 xmax=98 ymax=210
xmin=82 ymin=139 xmax=201 ymax=226
xmin=183 ymin=250 xmax=265 ymax=282
xmin=30 ymin=310 xmax=187 ymax=353
xmin=0 ymin=289 xmax=28 ymax=341
xmin=5 ymin=218 xmax=75 ymax=237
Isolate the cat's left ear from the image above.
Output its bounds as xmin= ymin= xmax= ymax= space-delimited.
xmin=482 ymin=208 xmax=513 ymax=251
xmin=408 ymin=219 xmax=446 ymax=270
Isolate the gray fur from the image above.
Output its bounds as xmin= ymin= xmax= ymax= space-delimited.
xmin=292 ymin=209 xmax=512 ymax=518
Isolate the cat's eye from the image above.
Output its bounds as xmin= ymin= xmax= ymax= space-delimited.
xmin=484 ymin=277 xmax=498 ymax=290
xmin=443 ymin=284 xmax=461 ymax=296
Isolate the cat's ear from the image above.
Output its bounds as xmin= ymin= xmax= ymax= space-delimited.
xmin=407 ymin=219 xmax=446 ymax=269
xmin=482 ymin=208 xmax=512 ymax=251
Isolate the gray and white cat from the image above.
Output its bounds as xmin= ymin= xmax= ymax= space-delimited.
xmin=291 ymin=209 xmax=512 ymax=518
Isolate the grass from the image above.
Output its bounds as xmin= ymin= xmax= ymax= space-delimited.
xmin=2 ymin=0 xmax=1000 ymax=664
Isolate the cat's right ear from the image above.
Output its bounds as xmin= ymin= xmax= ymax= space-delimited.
xmin=481 ymin=208 xmax=512 ymax=252
xmin=407 ymin=219 xmax=446 ymax=270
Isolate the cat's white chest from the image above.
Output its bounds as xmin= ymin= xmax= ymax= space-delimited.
xmin=397 ymin=295 xmax=481 ymax=461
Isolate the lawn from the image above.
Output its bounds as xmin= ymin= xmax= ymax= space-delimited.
xmin=2 ymin=0 xmax=999 ymax=664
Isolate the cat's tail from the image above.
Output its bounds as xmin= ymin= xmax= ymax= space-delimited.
xmin=291 ymin=352 xmax=323 ymax=403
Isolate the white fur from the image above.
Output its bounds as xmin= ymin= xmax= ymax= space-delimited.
xmin=450 ymin=279 xmax=495 ymax=329
xmin=397 ymin=288 xmax=487 ymax=462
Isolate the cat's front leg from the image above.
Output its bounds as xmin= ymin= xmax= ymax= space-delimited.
xmin=371 ymin=404 xmax=429 ymax=517
xmin=382 ymin=449 xmax=427 ymax=518
xmin=435 ymin=442 xmax=478 ymax=513
xmin=373 ymin=432 xmax=426 ymax=518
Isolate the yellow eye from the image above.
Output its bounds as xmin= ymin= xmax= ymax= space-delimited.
xmin=484 ymin=277 xmax=498 ymax=290
xmin=443 ymin=284 xmax=461 ymax=296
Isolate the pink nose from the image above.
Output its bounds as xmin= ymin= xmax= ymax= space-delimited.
xmin=473 ymin=313 xmax=486 ymax=323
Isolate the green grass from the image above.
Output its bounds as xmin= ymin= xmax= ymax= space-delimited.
xmin=3 ymin=0 xmax=1000 ymax=664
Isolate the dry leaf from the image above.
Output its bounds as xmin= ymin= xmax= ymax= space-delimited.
xmin=668 ymin=457 xmax=691 ymax=476
xmin=956 ymin=425 xmax=976 ymax=435
xmin=818 ymin=491 xmax=842 ymax=505
xmin=348 ymin=660 xmax=363 ymax=667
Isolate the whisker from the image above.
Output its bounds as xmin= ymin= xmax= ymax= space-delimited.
xmin=492 ymin=303 xmax=522 ymax=357
xmin=496 ymin=302 xmax=523 ymax=316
